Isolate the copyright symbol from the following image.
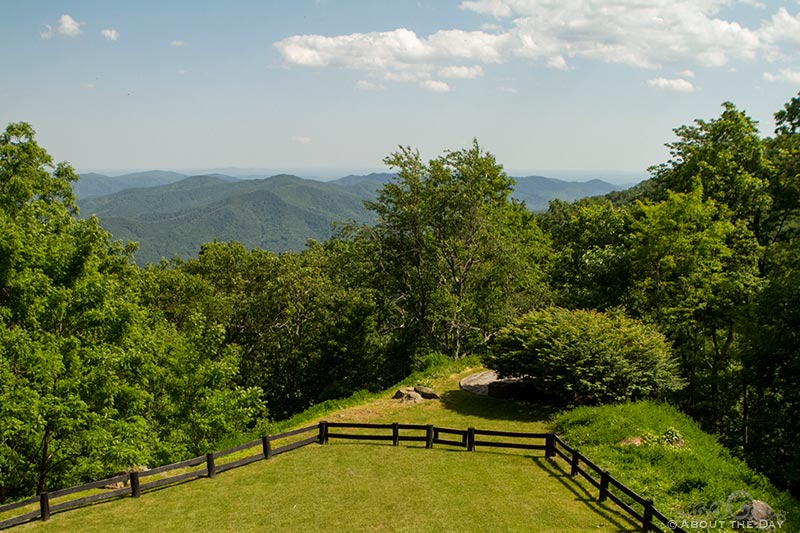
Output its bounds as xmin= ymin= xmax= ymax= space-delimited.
xmin=668 ymin=521 xmax=677 ymax=529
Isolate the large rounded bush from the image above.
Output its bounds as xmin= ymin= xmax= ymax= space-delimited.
xmin=486 ymin=307 xmax=682 ymax=405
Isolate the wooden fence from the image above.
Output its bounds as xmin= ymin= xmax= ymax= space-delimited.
xmin=0 ymin=422 xmax=685 ymax=532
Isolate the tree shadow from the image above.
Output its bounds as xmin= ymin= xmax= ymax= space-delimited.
xmin=438 ymin=388 xmax=561 ymax=423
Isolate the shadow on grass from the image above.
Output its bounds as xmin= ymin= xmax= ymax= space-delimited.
xmin=533 ymin=457 xmax=640 ymax=533
xmin=439 ymin=388 xmax=561 ymax=423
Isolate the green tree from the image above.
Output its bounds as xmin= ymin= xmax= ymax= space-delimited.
xmin=0 ymin=123 xmax=145 ymax=497
xmin=538 ymin=198 xmax=634 ymax=309
xmin=0 ymin=124 xmax=263 ymax=501
xmin=181 ymin=241 xmax=392 ymax=420
xmin=650 ymin=102 xmax=772 ymax=241
xmin=742 ymin=263 xmax=800 ymax=494
xmin=627 ymin=187 xmax=761 ymax=433
xmin=361 ymin=141 xmax=551 ymax=359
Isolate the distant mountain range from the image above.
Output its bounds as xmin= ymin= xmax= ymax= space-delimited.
xmin=75 ymin=170 xmax=625 ymax=265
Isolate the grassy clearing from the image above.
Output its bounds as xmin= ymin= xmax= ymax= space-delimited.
xmin=13 ymin=368 xmax=639 ymax=533
xmin=555 ymin=401 xmax=800 ymax=532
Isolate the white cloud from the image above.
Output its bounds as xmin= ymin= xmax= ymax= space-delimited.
xmin=170 ymin=40 xmax=186 ymax=47
xmin=83 ymin=83 xmax=96 ymax=90
xmin=275 ymin=1 xmax=800 ymax=89
xmin=101 ymin=29 xmax=119 ymax=41
xmin=460 ymin=0 xmax=512 ymax=17
xmin=739 ymin=0 xmax=765 ymax=8
xmin=355 ymin=80 xmax=386 ymax=91
xmin=759 ymin=7 xmax=800 ymax=60
xmin=420 ymin=80 xmax=451 ymax=92
xmin=546 ymin=55 xmax=570 ymax=71
xmin=438 ymin=65 xmax=484 ymax=78
xmin=58 ymin=14 xmax=83 ymax=37
xmin=647 ymin=77 xmax=696 ymax=92
xmin=292 ymin=136 xmax=312 ymax=144
xmin=763 ymin=69 xmax=800 ymax=83
xmin=275 ymin=28 xmax=507 ymax=88
xmin=40 ymin=24 xmax=54 ymax=40
xmin=457 ymin=0 xmax=771 ymax=69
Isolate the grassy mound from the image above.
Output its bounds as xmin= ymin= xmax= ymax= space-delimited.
xmin=555 ymin=401 xmax=799 ymax=531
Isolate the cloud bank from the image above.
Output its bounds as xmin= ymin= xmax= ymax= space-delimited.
xmin=274 ymin=0 xmax=800 ymax=91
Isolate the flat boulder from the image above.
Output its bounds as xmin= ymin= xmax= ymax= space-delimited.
xmin=414 ymin=385 xmax=439 ymax=399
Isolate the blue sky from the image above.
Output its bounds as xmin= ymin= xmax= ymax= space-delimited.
xmin=2 ymin=1 xmax=799 ymax=181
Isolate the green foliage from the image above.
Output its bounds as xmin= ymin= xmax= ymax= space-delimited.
xmin=487 ymin=307 xmax=682 ymax=405
xmin=174 ymin=240 xmax=396 ymax=420
xmin=538 ymin=198 xmax=634 ymax=309
xmin=0 ymin=124 xmax=262 ymax=501
xmin=742 ymin=264 xmax=800 ymax=494
xmin=650 ymin=101 xmax=772 ymax=234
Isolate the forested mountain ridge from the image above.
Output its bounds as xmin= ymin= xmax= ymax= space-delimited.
xmin=77 ymin=171 xmax=623 ymax=265
xmin=78 ymin=174 xmax=377 ymax=264
xmin=72 ymin=170 xmax=194 ymax=198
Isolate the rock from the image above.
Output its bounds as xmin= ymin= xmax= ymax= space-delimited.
xmin=398 ymin=390 xmax=424 ymax=404
xmin=393 ymin=387 xmax=416 ymax=399
xmin=734 ymin=500 xmax=776 ymax=528
xmin=413 ymin=385 xmax=439 ymax=399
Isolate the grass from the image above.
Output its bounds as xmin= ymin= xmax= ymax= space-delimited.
xmin=11 ymin=368 xmax=641 ymax=533
xmin=555 ymin=401 xmax=800 ymax=532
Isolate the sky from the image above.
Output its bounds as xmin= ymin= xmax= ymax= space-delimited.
xmin=2 ymin=0 xmax=800 ymax=182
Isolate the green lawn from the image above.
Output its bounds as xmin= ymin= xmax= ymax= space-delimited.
xmin=13 ymin=369 xmax=640 ymax=532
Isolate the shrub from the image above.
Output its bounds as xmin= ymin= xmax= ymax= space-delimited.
xmin=486 ymin=307 xmax=683 ymax=405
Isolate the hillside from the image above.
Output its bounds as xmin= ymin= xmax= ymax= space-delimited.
xmin=511 ymin=175 xmax=622 ymax=211
xmin=78 ymin=175 xmax=376 ymax=264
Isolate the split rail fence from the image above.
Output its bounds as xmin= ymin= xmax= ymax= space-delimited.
xmin=0 ymin=422 xmax=685 ymax=532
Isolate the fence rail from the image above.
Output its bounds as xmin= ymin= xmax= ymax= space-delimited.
xmin=0 ymin=421 xmax=684 ymax=532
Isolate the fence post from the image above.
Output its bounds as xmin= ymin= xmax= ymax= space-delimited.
xmin=262 ymin=436 xmax=272 ymax=460
xmin=599 ymin=471 xmax=610 ymax=502
xmin=545 ymin=432 xmax=556 ymax=458
xmin=642 ymin=499 xmax=654 ymax=532
xmin=39 ymin=492 xmax=50 ymax=521
xmin=130 ymin=471 xmax=141 ymax=498
xmin=206 ymin=453 xmax=216 ymax=478
xmin=392 ymin=423 xmax=399 ymax=446
xmin=425 ymin=425 xmax=434 ymax=449
xmin=319 ymin=421 xmax=329 ymax=445
xmin=570 ymin=449 xmax=580 ymax=476
xmin=467 ymin=427 xmax=475 ymax=452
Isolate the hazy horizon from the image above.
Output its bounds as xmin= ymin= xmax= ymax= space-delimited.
xmin=76 ymin=166 xmax=647 ymax=186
